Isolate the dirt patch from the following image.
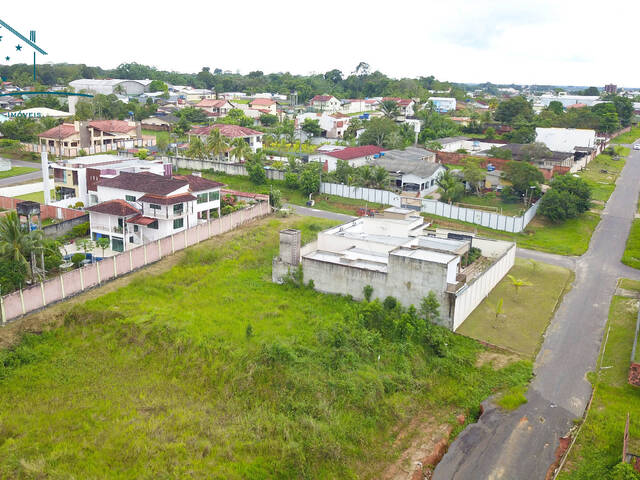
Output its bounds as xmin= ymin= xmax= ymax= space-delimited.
xmin=545 ymin=435 xmax=571 ymax=480
xmin=0 ymin=216 xmax=283 ymax=351
xmin=382 ymin=414 xmax=458 ymax=480
xmin=475 ymin=350 xmax=521 ymax=369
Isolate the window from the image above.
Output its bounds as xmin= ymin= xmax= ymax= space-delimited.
xmin=173 ymin=203 xmax=183 ymax=215
xmin=150 ymin=203 xmax=161 ymax=211
xmin=125 ymin=195 xmax=136 ymax=202
xmin=173 ymin=218 xmax=184 ymax=229
xmin=133 ymin=225 xmax=139 ymax=233
xmin=197 ymin=193 xmax=208 ymax=204
xmin=209 ymin=190 xmax=219 ymax=201
xmin=148 ymin=220 xmax=158 ymax=230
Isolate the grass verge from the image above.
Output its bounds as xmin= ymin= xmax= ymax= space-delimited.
xmin=0 ymin=166 xmax=37 ymax=179
xmin=611 ymin=126 xmax=640 ymax=144
xmin=15 ymin=189 xmax=55 ymax=204
xmin=577 ymin=150 xmax=626 ymax=204
xmin=456 ymin=258 xmax=573 ymax=356
xmin=0 ymin=216 xmax=532 ymax=479
xmin=622 ymin=219 xmax=640 ymax=270
xmin=558 ymin=281 xmax=640 ymax=479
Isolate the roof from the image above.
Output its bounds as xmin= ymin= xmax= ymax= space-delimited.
xmin=491 ymin=143 xmax=573 ymax=162
xmin=138 ymin=193 xmax=196 ymax=205
xmin=126 ymin=215 xmax=157 ymax=226
xmin=371 ymin=147 xmax=443 ymax=179
xmin=88 ymin=120 xmax=137 ymax=134
xmin=172 ymin=174 xmax=225 ymax=192
xmin=535 ymin=127 xmax=597 ymax=153
xmin=566 ymin=103 xmax=587 ymax=109
xmin=98 ymin=171 xmax=188 ymax=195
xmin=87 ymin=199 xmax=139 ymax=216
xmin=311 ymin=95 xmax=335 ymax=103
xmin=188 ymin=124 xmax=263 ymax=138
xmin=324 ymin=145 xmax=384 ymax=161
xmin=38 ymin=123 xmax=78 ymax=139
xmin=250 ymin=98 xmax=275 ymax=106
xmin=196 ymin=99 xmax=229 ymax=108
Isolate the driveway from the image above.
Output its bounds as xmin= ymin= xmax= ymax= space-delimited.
xmin=433 ymin=145 xmax=640 ymax=480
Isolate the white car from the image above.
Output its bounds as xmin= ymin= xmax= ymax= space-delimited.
xmin=634 ymin=143 xmax=640 ymax=150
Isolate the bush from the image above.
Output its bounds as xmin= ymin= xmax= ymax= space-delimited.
xmin=284 ymin=171 xmax=299 ymax=190
xmin=539 ymin=175 xmax=592 ymax=222
xmin=363 ymin=285 xmax=373 ymax=302
xmin=71 ymin=253 xmax=85 ymax=267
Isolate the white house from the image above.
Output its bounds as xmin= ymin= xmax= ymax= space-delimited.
xmin=538 ymin=94 xmax=600 ymax=108
xmin=382 ymin=97 xmax=415 ymax=117
xmin=308 ymin=145 xmax=384 ymax=172
xmin=187 ymin=124 xmax=263 ymax=154
xmin=427 ymin=97 xmax=457 ymax=113
xmin=87 ymin=171 xmax=223 ymax=252
xmin=369 ymin=147 xmax=445 ymax=196
xmin=69 ymin=79 xmax=152 ymax=96
xmin=341 ymin=99 xmax=368 ymax=114
xmin=309 ymin=95 xmax=342 ymax=112
xmin=249 ymin=98 xmax=278 ymax=115
xmin=297 ymin=112 xmax=351 ymax=139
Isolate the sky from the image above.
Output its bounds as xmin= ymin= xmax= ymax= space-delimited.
xmin=1 ymin=0 xmax=639 ymax=87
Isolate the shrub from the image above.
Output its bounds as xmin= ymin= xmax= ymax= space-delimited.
xmin=284 ymin=171 xmax=299 ymax=190
xmin=71 ymin=253 xmax=85 ymax=267
xmin=363 ymin=285 xmax=373 ymax=302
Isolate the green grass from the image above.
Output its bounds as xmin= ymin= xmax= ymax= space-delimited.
xmin=457 ymin=258 xmax=573 ymax=356
xmin=619 ymin=278 xmax=640 ymax=292
xmin=622 ymin=218 xmax=640 ymax=269
xmin=0 ymin=166 xmax=37 ymax=179
xmin=141 ymin=129 xmax=185 ymax=146
xmin=611 ymin=126 xmax=640 ymax=144
xmin=15 ymin=189 xmax=55 ymax=204
xmin=558 ymin=289 xmax=640 ymax=479
xmin=456 ymin=195 xmax=525 ymax=217
xmin=0 ymin=217 xmax=533 ymax=479
xmin=425 ymin=212 xmax=600 ymax=256
xmin=577 ymin=151 xmax=626 ymax=203
xmin=184 ymin=169 xmax=384 ymax=215
xmin=496 ymin=385 xmax=528 ymax=411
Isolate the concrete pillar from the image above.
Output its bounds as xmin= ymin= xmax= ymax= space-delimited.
xmin=279 ymin=229 xmax=301 ymax=266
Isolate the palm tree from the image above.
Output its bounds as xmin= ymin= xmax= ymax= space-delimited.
xmin=357 ymin=165 xmax=375 ymax=188
xmin=507 ymin=275 xmax=532 ymax=296
xmin=493 ymin=298 xmax=504 ymax=328
xmin=206 ymin=128 xmax=229 ymax=162
xmin=380 ymin=99 xmax=399 ymax=119
xmin=372 ymin=166 xmax=390 ymax=189
xmin=0 ymin=211 xmax=44 ymax=281
xmin=436 ymin=170 xmax=464 ymax=203
xmin=230 ymin=137 xmax=252 ymax=162
xmin=186 ymin=136 xmax=207 ymax=160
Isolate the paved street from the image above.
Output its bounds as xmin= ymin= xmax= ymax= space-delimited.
xmin=0 ymin=157 xmax=43 ymax=187
xmin=434 ymin=146 xmax=640 ymax=480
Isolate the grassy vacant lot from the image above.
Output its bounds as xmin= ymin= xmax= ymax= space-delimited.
xmin=457 ymin=258 xmax=573 ymax=357
xmin=0 ymin=216 xmax=532 ymax=479
xmin=425 ymin=212 xmax=600 ymax=256
xmin=622 ymin=219 xmax=640 ymax=270
xmin=0 ymin=166 xmax=37 ymax=179
xmin=577 ymin=149 xmax=627 ymax=204
xmin=456 ymin=194 xmax=525 ymax=217
xmin=15 ymin=189 xmax=55 ymax=204
xmin=558 ymin=282 xmax=640 ymax=479
xmin=184 ymin=169 xmax=384 ymax=215
xmin=611 ymin=126 xmax=640 ymax=144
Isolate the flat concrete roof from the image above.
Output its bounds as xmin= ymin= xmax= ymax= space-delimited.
xmin=417 ymin=236 xmax=470 ymax=254
xmin=304 ymin=248 xmax=388 ymax=273
xmin=391 ymin=247 xmax=457 ymax=264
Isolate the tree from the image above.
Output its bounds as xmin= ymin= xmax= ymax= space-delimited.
xmin=463 ymin=160 xmax=485 ymax=196
xmin=539 ymin=189 xmax=578 ymax=222
xmin=504 ymin=121 xmax=536 ymax=143
xmin=156 ymin=135 xmax=169 ymax=153
xmin=436 ymin=170 xmax=464 ymax=204
xmin=494 ymin=96 xmax=534 ymax=124
xmin=179 ymin=107 xmax=208 ymax=124
xmin=230 ymin=137 xmax=252 ymax=162
xmin=503 ymin=161 xmax=544 ymax=197
xmin=246 ymin=155 xmax=267 ymax=184
xmin=206 ymin=128 xmax=229 ymax=161
xmin=420 ymin=291 xmax=440 ymax=323
xmin=492 ymin=298 xmax=504 ymax=327
xmin=372 ymin=166 xmax=390 ymax=189
xmin=324 ymin=69 xmax=343 ymax=84
xmin=0 ymin=211 xmax=44 ymax=283
xmin=488 ymin=146 xmax=512 ymax=159
xmin=186 ymin=136 xmax=207 ymax=160
xmin=0 ymin=257 xmax=27 ymax=293
xmin=519 ymin=142 xmax=552 ymax=162
xmin=484 ymin=127 xmax=496 ymax=139
xmin=299 ymin=163 xmax=322 ymax=195
xmin=592 ymin=102 xmax=620 ymax=133
xmin=547 ymin=101 xmax=564 ymax=115
xmin=0 ymin=118 xmax=42 ymax=142
xmin=173 ymin=116 xmax=191 ymax=137
xmin=611 ymin=95 xmax=634 ymax=127
xmin=380 ymin=99 xmax=399 ymax=119
xmin=358 ymin=117 xmax=403 ymax=148
xmin=335 ymin=159 xmax=356 ymax=184
xmin=96 ymin=237 xmax=110 ymax=258
xmin=550 ymin=174 xmax=591 ymax=212
xmin=301 ymin=118 xmax=322 ymax=137
xmin=149 ymin=80 xmax=168 ymax=93
xmin=259 ymin=113 xmax=277 ymax=127
xmin=507 ymin=275 xmax=532 ymax=295
xmin=269 ymin=189 xmax=282 ymax=209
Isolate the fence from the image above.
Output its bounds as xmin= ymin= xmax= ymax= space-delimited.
xmin=0 ymin=201 xmax=271 ymax=325
xmin=0 ymin=195 xmax=86 ymax=222
xmin=24 ymin=137 xmax=156 ymax=158
xmin=421 ymin=198 xmax=540 ymax=233
xmin=319 ymin=182 xmax=402 ymax=207
xmin=163 ymin=155 xmax=285 ymax=181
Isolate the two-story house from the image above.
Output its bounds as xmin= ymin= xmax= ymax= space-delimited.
xmin=248 ymin=98 xmax=278 ymax=115
xmin=309 ymin=95 xmax=341 ymax=112
xmin=195 ymin=99 xmax=235 ymax=117
xmin=187 ymin=124 xmax=263 ymax=155
xmin=86 ymin=171 xmax=223 ymax=252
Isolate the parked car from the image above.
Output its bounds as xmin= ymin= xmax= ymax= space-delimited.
xmin=634 ymin=143 xmax=640 ymax=150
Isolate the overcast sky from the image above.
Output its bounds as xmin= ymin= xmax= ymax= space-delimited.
xmin=2 ymin=0 xmax=639 ymax=87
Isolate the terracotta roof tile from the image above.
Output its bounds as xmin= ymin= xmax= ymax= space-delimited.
xmin=172 ymin=174 xmax=225 ymax=192
xmin=250 ymin=98 xmax=275 ymax=106
xmin=138 ymin=193 xmax=196 ymax=205
xmin=188 ymin=124 xmax=262 ymax=138
xmin=87 ymin=199 xmax=140 ymax=216
xmin=324 ymin=145 xmax=384 ymax=160
xmin=88 ymin=120 xmax=137 ymax=134
xmin=98 ymin=171 xmax=187 ymax=195
xmin=38 ymin=123 xmax=78 ymax=139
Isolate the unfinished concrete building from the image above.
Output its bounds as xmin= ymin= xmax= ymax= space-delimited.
xmin=273 ymin=208 xmax=515 ymax=330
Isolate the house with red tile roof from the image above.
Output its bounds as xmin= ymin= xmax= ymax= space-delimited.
xmin=382 ymin=97 xmax=416 ymax=117
xmin=296 ymin=112 xmax=351 ymax=139
xmin=308 ymin=145 xmax=385 ymax=172
xmin=249 ymin=98 xmax=278 ymax=114
xmin=309 ymin=94 xmax=341 ymax=112
xmin=87 ymin=171 xmax=224 ymax=252
xmin=195 ymin=98 xmax=235 ymax=117
xmin=38 ymin=120 xmax=150 ymax=155
xmin=187 ymin=124 xmax=263 ymax=155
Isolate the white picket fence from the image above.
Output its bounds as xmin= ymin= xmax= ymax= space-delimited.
xmin=319 ymin=182 xmax=402 ymax=206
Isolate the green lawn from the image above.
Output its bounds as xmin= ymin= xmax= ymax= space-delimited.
xmin=0 ymin=217 xmax=533 ymax=479
xmin=622 ymin=218 xmax=640 ymax=269
xmin=15 ymin=190 xmax=55 ymax=204
xmin=457 ymin=258 xmax=573 ymax=357
xmin=425 ymin=212 xmax=600 ymax=256
xmin=558 ymin=282 xmax=640 ymax=479
xmin=184 ymin=169 xmax=385 ymax=215
xmin=456 ymin=195 xmax=526 ymax=217
xmin=141 ymin=129 xmax=185 ymax=146
xmin=577 ymin=150 xmax=626 ymax=204
xmin=611 ymin=126 xmax=640 ymax=144
xmin=0 ymin=166 xmax=37 ymax=179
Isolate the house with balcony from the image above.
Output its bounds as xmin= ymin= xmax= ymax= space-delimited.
xmin=309 ymin=95 xmax=341 ymax=112
xmin=382 ymin=97 xmax=416 ymax=117
xmin=249 ymin=98 xmax=278 ymax=115
xmin=86 ymin=171 xmax=223 ymax=252
xmin=195 ymin=99 xmax=235 ymax=117
xmin=187 ymin=124 xmax=263 ymax=154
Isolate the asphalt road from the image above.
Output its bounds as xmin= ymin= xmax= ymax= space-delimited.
xmin=0 ymin=157 xmax=43 ymax=187
xmin=433 ymin=146 xmax=640 ymax=480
